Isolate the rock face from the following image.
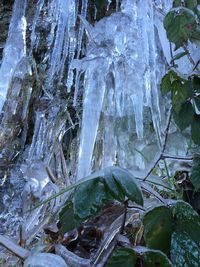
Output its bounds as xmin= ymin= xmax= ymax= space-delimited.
xmin=0 ymin=0 xmax=81 ymax=242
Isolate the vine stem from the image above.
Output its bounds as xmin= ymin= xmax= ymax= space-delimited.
xmin=182 ymin=44 xmax=196 ymax=67
xmin=161 ymin=154 xmax=193 ymax=161
xmin=143 ymin=108 xmax=172 ymax=181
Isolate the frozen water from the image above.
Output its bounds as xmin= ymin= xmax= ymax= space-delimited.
xmin=0 ymin=0 xmax=27 ymax=112
xmin=72 ymin=0 xmax=171 ymax=179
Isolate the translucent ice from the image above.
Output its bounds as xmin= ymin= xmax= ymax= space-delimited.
xmin=0 ymin=0 xmax=27 ymax=112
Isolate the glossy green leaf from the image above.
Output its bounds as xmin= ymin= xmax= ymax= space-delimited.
xmin=190 ymin=157 xmax=200 ymax=191
xmin=104 ymin=174 xmax=125 ymax=202
xmin=191 ymin=115 xmax=200 ymax=144
xmin=143 ymin=250 xmax=172 ymax=267
xmin=171 ymin=200 xmax=199 ymax=221
xmin=107 ymin=247 xmax=137 ymax=267
xmin=178 ymin=221 xmax=200 ymax=247
xmin=59 ymin=201 xmax=78 ymax=234
xmin=171 ymin=230 xmax=200 ymax=266
xmin=111 ymin=167 xmax=143 ymax=205
xmin=143 ymin=206 xmax=173 ymax=254
xmin=164 ymin=7 xmax=197 ymax=48
xmin=73 ymin=178 xmax=109 ymax=221
xmin=173 ymin=101 xmax=194 ymax=130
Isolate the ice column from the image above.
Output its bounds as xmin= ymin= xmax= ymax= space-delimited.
xmin=0 ymin=0 xmax=27 ymax=112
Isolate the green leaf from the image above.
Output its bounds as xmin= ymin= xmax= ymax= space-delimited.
xmin=191 ymin=114 xmax=200 ymax=144
xmin=59 ymin=201 xmax=79 ymax=234
xmin=164 ymin=7 xmax=197 ymax=48
xmin=107 ymin=247 xmax=137 ymax=267
xmin=172 ymin=0 xmax=198 ymax=8
xmin=185 ymin=0 xmax=198 ymax=10
xmin=190 ymin=157 xmax=200 ymax=191
xmin=173 ymin=101 xmax=194 ymax=130
xmin=160 ymin=70 xmax=193 ymax=114
xmin=171 ymin=200 xmax=199 ymax=221
xmin=111 ymin=167 xmax=143 ymax=205
xmin=142 ymin=250 xmax=172 ymax=267
xmin=171 ymin=81 xmax=189 ymax=113
xmin=169 ymin=201 xmax=200 ymax=265
xmin=171 ymin=230 xmax=200 ymax=267
xmin=143 ymin=206 xmax=173 ymax=254
xmin=73 ymin=178 xmax=109 ymax=221
xmin=160 ymin=70 xmax=180 ymax=95
xmin=104 ymin=174 xmax=125 ymax=202
xmin=172 ymin=51 xmax=188 ymax=61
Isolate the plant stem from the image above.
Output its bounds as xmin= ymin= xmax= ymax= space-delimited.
xmin=136 ymin=177 xmax=174 ymax=191
xmin=143 ymin=109 xmax=172 ymax=181
xmin=183 ymin=44 xmax=196 ymax=67
xmin=161 ymin=154 xmax=193 ymax=161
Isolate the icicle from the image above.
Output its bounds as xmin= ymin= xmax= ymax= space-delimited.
xmin=68 ymin=0 xmax=88 ymax=93
xmin=30 ymin=0 xmax=45 ymax=51
xmin=116 ymin=0 xmax=119 ymax=11
xmin=0 ymin=0 xmax=27 ymax=112
xmin=77 ymin=58 xmax=110 ymax=179
xmin=76 ymin=0 xmax=88 ymax=59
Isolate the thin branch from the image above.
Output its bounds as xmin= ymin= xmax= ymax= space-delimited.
xmin=193 ymin=59 xmax=200 ymax=71
xmin=169 ymin=42 xmax=175 ymax=67
xmin=136 ymin=177 xmax=174 ymax=191
xmin=127 ymin=205 xmax=145 ymax=211
xmin=143 ymin=109 xmax=172 ymax=181
xmin=140 ymin=182 xmax=166 ymax=204
xmin=161 ymin=154 xmax=193 ymax=161
xmin=183 ymin=44 xmax=196 ymax=67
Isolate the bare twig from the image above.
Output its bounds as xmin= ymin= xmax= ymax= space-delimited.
xmin=143 ymin=109 xmax=172 ymax=181
xmin=161 ymin=154 xmax=193 ymax=161
xmin=140 ymin=182 xmax=166 ymax=204
xmin=127 ymin=205 xmax=145 ymax=211
xmin=193 ymin=59 xmax=200 ymax=71
xmin=169 ymin=42 xmax=175 ymax=67
xmin=183 ymin=44 xmax=196 ymax=67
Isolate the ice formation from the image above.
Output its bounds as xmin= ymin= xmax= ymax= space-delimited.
xmin=0 ymin=0 xmax=27 ymax=112
xmin=72 ymin=0 xmax=172 ymax=179
xmin=1 ymin=0 xmax=197 ymax=253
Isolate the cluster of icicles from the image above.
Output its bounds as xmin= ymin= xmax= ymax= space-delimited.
xmin=0 ymin=0 xmax=174 ymax=181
